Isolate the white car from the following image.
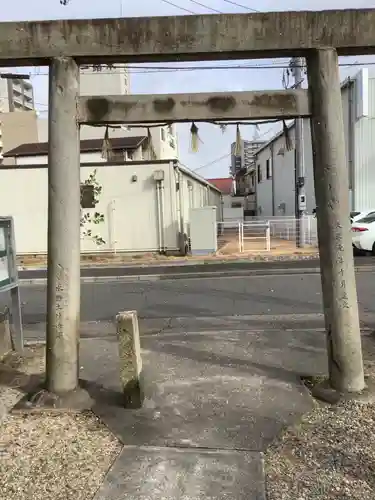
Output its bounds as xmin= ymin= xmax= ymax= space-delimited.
xmin=351 ymin=210 xmax=375 ymax=223
xmin=352 ymin=213 xmax=375 ymax=255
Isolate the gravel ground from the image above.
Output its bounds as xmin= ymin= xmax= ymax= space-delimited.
xmin=0 ymin=346 xmax=121 ymax=500
xmin=266 ymin=359 xmax=375 ymax=500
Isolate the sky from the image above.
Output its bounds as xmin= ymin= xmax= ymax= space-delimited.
xmin=1 ymin=0 xmax=375 ymax=178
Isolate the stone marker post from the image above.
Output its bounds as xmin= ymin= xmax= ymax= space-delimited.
xmin=116 ymin=310 xmax=144 ymax=408
xmin=0 ymin=310 xmax=12 ymax=357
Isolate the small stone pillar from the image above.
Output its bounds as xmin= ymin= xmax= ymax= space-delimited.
xmin=116 ymin=310 xmax=144 ymax=408
xmin=0 ymin=311 xmax=12 ymax=358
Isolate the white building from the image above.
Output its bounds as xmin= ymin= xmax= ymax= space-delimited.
xmin=80 ymin=64 xmax=130 ymax=96
xmin=0 ymin=156 xmax=222 ymax=255
xmin=44 ymin=63 xmax=179 ymax=162
xmin=255 ymin=68 xmax=374 ymax=216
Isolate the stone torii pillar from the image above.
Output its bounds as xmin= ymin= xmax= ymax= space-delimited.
xmin=46 ymin=57 xmax=81 ymax=394
xmin=307 ymin=48 xmax=365 ymax=395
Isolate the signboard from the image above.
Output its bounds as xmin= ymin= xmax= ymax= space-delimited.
xmin=0 ymin=226 xmax=8 ymax=286
xmin=0 ymin=218 xmax=17 ymax=291
xmin=0 ymin=216 xmax=23 ymax=351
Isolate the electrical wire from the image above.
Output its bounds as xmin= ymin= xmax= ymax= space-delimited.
xmin=160 ymin=0 xmax=196 ymax=14
xmin=193 ymin=122 xmax=278 ymax=172
xmin=194 ymin=152 xmax=231 ymax=172
xmin=223 ymin=0 xmax=260 ymax=12
xmin=29 ymin=59 xmax=375 ymax=79
xmin=188 ymin=0 xmax=222 ymax=13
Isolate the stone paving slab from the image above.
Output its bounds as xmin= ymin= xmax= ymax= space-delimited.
xmin=93 ymin=446 xmax=266 ymax=500
xmin=79 ymin=328 xmax=321 ymax=451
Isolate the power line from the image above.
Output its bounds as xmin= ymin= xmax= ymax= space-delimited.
xmin=160 ymin=0 xmax=196 ymax=14
xmin=188 ymin=0 xmax=222 ymax=13
xmin=194 ymin=152 xmax=231 ymax=172
xmin=193 ymin=123 xmax=277 ymax=172
xmin=223 ymin=0 xmax=260 ymax=12
xmin=29 ymin=59 xmax=375 ymax=79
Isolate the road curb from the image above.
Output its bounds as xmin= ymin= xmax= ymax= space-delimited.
xmin=18 ymin=265 xmax=375 ymax=285
xmin=17 ymin=257 xmax=321 ymax=273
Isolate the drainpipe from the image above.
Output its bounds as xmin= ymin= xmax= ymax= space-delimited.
xmin=155 ymin=181 xmax=163 ymax=253
xmin=177 ymin=168 xmax=185 ymax=252
xmin=159 ymin=178 xmax=166 ymax=253
xmin=348 ymin=78 xmax=355 ymax=211
xmin=271 ymin=143 xmax=276 ymax=216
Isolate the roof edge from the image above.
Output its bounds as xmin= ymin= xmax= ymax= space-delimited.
xmin=254 ymin=75 xmax=355 ymax=157
xmin=175 ymin=162 xmax=222 ymax=194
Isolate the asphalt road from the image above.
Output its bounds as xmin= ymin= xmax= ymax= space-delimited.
xmin=2 ymin=271 xmax=375 ymax=326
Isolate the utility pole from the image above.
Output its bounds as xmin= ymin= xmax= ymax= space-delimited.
xmin=290 ymin=57 xmax=306 ymax=247
xmin=307 ymin=48 xmax=365 ymax=394
xmin=46 ymin=57 xmax=81 ymax=394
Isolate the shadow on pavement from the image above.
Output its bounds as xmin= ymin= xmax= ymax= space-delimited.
xmin=79 ymin=328 xmax=327 ymax=453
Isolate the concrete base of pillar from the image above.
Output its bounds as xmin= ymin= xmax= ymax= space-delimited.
xmin=302 ymin=376 xmax=375 ymax=405
xmin=12 ymin=384 xmax=94 ymax=414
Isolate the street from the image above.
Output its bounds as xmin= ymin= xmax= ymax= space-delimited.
xmin=3 ymin=271 xmax=375 ymax=326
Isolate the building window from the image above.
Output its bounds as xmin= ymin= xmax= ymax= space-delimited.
xmin=250 ymin=172 xmax=255 ymax=188
xmin=80 ymin=184 xmax=96 ymax=209
xmin=257 ymin=164 xmax=262 ymax=183
xmin=169 ymin=138 xmax=175 ymax=149
xmin=266 ymin=158 xmax=272 ymax=179
xmin=161 ymin=128 xmax=165 ymax=141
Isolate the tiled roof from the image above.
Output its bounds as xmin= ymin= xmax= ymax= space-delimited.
xmin=4 ymin=136 xmax=147 ymax=157
xmin=206 ymin=177 xmax=233 ymax=195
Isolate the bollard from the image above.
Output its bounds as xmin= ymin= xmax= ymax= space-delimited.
xmin=116 ymin=310 xmax=144 ymax=408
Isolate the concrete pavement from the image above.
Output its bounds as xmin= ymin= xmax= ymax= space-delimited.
xmin=80 ymin=326 xmax=322 ymax=499
xmin=77 ymin=318 xmax=375 ymax=499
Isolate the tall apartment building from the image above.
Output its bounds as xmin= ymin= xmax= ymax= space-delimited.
xmin=230 ymin=139 xmax=266 ymax=176
xmin=0 ymin=76 xmax=34 ymax=113
xmin=0 ymin=75 xmax=36 ymax=161
xmin=230 ymin=139 xmax=266 ymax=211
xmin=80 ymin=64 xmax=130 ymax=96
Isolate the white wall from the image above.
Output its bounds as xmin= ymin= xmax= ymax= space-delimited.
xmin=0 ymin=161 xmax=221 ymax=254
xmin=15 ymin=152 xmax=108 ymax=166
xmin=273 ymin=128 xmax=297 ymax=217
xmin=255 ymin=146 xmax=274 ymax=217
xmin=353 ymin=72 xmax=375 ymax=211
xmin=222 ymin=194 xmax=232 ymax=209
xmin=179 ymin=169 xmax=221 ymax=235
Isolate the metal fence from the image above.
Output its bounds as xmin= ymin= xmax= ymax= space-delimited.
xmin=217 ymin=216 xmax=318 ymax=254
xmin=240 ymin=221 xmax=271 ymax=252
xmin=245 ymin=216 xmax=318 ymax=248
xmin=217 ymin=221 xmax=242 ymax=254
xmin=217 ymin=220 xmax=271 ymax=253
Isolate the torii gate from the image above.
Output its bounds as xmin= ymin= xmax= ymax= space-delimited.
xmin=1 ymin=8 xmax=372 ymax=398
